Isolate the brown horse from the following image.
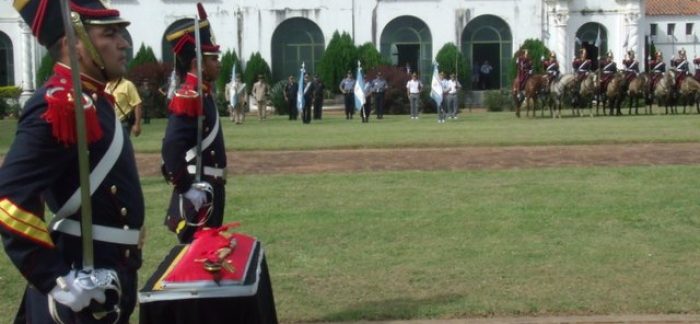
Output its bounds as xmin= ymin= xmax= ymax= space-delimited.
xmin=522 ymin=74 xmax=550 ymax=118
xmin=627 ymin=72 xmax=650 ymax=115
xmin=678 ymin=76 xmax=700 ymax=114
xmin=573 ymin=72 xmax=596 ymax=117
xmin=603 ymin=72 xmax=626 ymax=116
xmin=652 ymin=71 xmax=676 ymax=114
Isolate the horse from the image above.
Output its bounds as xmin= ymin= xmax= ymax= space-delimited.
xmin=603 ymin=72 xmax=626 ymax=116
xmin=678 ymin=76 xmax=700 ymax=114
xmin=546 ymin=73 xmax=576 ymax=118
xmin=512 ymin=78 xmax=524 ymax=118
xmin=652 ymin=71 xmax=676 ymax=114
xmin=626 ymin=72 xmax=650 ymax=115
xmin=522 ymin=74 xmax=550 ymax=118
xmin=572 ymin=72 xmax=596 ymax=117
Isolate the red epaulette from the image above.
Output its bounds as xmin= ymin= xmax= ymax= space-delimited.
xmin=42 ymin=77 xmax=103 ymax=146
xmin=169 ymin=86 xmax=202 ymax=117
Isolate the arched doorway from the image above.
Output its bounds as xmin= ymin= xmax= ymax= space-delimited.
xmin=271 ymin=18 xmax=325 ymax=83
xmin=123 ymin=29 xmax=134 ymax=61
xmin=380 ymin=16 xmax=432 ymax=80
xmin=575 ymin=22 xmax=607 ymax=70
xmin=0 ymin=32 xmax=13 ymax=86
xmin=461 ymin=15 xmax=512 ymax=90
xmin=162 ymin=19 xmax=192 ymax=64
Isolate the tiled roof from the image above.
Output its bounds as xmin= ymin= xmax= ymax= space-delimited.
xmin=646 ymin=0 xmax=700 ymax=16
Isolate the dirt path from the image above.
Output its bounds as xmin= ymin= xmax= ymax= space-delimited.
xmin=134 ymin=142 xmax=700 ymax=177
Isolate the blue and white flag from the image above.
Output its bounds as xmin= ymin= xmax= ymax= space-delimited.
xmin=430 ymin=63 xmax=443 ymax=107
xmin=296 ymin=62 xmax=305 ymax=113
xmin=594 ymin=27 xmax=602 ymax=48
xmin=354 ymin=61 xmax=365 ymax=111
xmin=229 ymin=64 xmax=237 ymax=105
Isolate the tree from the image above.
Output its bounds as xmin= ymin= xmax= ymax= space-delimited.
xmin=216 ymin=50 xmax=240 ymax=94
xmin=127 ymin=43 xmax=157 ymax=72
xmin=318 ymin=31 xmax=357 ymax=94
xmin=356 ymin=42 xmax=387 ymax=72
xmin=36 ymin=53 xmax=54 ymax=85
xmin=434 ymin=43 xmax=469 ymax=88
xmin=242 ymin=52 xmax=272 ymax=90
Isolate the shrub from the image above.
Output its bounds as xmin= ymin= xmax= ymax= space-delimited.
xmin=435 ymin=43 xmax=469 ymax=89
xmin=127 ymin=62 xmax=165 ymax=86
xmin=242 ymin=52 xmax=272 ymax=90
xmin=511 ymin=39 xmax=551 ymax=80
xmin=357 ymin=42 xmax=387 ymax=72
xmin=318 ymin=31 xmax=357 ymax=94
xmin=269 ymin=80 xmax=289 ymax=116
xmin=365 ymin=65 xmax=411 ymax=115
xmin=0 ymin=86 xmax=21 ymax=119
xmin=484 ymin=89 xmax=514 ymax=112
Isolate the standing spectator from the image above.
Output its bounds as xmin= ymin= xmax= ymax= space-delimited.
xmin=372 ymin=71 xmax=388 ymax=119
xmin=447 ymin=73 xmax=461 ymax=119
xmin=1 ymin=1 xmax=144 ymax=322
xmin=479 ymin=60 xmax=493 ymax=90
xmin=312 ymin=74 xmax=325 ymax=120
xmin=138 ymin=79 xmax=153 ymax=124
xmin=339 ymin=71 xmax=355 ymax=119
xmin=283 ymin=75 xmax=298 ymax=120
xmin=439 ymin=72 xmax=449 ymax=123
xmin=106 ymin=77 xmax=143 ymax=137
xmin=406 ymin=72 xmax=423 ymax=119
xmin=302 ymin=73 xmax=313 ymax=124
xmin=252 ymin=74 xmax=270 ymax=120
xmin=225 ymin=73 xmax=247 ymax=124
xmin=162 ymin=3 xmax=226 ymax=243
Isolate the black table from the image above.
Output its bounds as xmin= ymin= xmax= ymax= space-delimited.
xmin=139 ymin=242 xmax=278 ymax=324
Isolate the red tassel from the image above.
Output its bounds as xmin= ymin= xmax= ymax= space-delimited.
xmin=42 ymin=89 xmax=103 ymax=146
xmin=169 ymin=89 xmax=202 ymax=117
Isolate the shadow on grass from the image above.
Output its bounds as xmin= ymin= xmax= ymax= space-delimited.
xmin=319 ymin=293 xmax=464 ymax=322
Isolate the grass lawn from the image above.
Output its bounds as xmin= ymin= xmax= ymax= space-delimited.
xmin=0 ymin=111 xmax=700 ymax=322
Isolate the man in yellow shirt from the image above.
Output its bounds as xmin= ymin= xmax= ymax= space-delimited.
xmin=106 ymin=77 xmax=143 ymax=136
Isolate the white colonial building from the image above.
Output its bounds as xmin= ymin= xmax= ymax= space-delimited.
xmin=1 ymin=0 xmax=698 ymax=100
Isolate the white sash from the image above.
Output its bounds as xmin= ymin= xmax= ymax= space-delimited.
xmin=51 ymin=115 xmax=124 ymax=222
xmin=185 ymin=109 xmax=221 ymax=162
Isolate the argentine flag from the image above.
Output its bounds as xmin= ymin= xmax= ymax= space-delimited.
xmin=430 ymin=63 xmax=443 ymax=107
xmin=296 ymin=63 xmax=305 ymax=113
xmin=354 ymin=62 xmax=365 ymax=111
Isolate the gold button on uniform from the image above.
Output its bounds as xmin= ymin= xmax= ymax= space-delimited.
xmin=124 ymin=249 xmax=130 ymax=258
xmin=110 ymin=185 xmax=117 ymax=194
xmin=120 ymin=208 xmax=127 ymax=216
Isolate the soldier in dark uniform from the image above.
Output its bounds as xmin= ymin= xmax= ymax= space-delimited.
xmin=670 ymin=48 xmax=689 ymax=93
xmin=572 ymin=48 xmax=592 ymax=83
xmin=372 ymin=72 xmax=388 ymax=119
xmin=693 ymin=56 xmax=700 ymax=82
xmin=339 ymin=71 xmax=355 ymax=119
xmin=516 ymin=49 xmax=533 ymax=93
xmin=283 ymin=75 xmax=298 ymax=120
xmin=599 ymin=51 xmax=617 ymax=94
xmin=162 ymin=3 xmax=226 ymax=244
xmin=542 ymin=52 xmax=560 ymax=88
xmin=312 ymin=74 xmax=325 ymax=120
xmin=0 ymin=1 xmax=143 ymax=323
xmin=622 ymin=50 xmax=639 ymax=84
xmin=648 ymin=51 xmax=666 ymax=95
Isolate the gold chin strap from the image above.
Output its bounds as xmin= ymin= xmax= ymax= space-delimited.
xmin=70 ymin=12 xmax=106 ymax=70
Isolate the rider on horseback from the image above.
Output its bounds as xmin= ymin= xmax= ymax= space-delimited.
xmin=622 ymin=50 xmax=639 ymax=84
xmin=516 ymin=49 xmax=533 ymax=93
xmin=671 ymin=48 xmax=689 ymax=93
xmin=599 ymin=51 xmax=617 ymax=94
xmin=649 ymin=51 xmax=666 ymax=95
xmin=572 ymin=48 xmax=591 ymax=83
xmin=694 ymin=55 xmax=700 ymax=82
xmin=542 ymin=52 xmax=560 ymax=89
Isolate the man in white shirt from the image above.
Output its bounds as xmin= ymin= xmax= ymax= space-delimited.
xmin=446 ymin=73 xmax=461 ymax=119
xmin=406 ymin=73 xmax=423 ymax=119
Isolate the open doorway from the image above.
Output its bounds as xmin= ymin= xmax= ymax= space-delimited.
xmin=396 ymin=44 xmax=420 ymax=74
xmin=472 ymin=43 xmax=500 ymax=90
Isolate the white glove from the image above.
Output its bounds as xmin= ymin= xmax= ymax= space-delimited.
xmin=184 ymin=186 xmax=207 ymax=211
xmin=50 ymin=271 xmax=106 ymax=312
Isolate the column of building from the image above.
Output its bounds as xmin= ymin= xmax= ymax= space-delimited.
xmin=553 ymin=12 xmax=569 ymax=73
xmin=19 ymin=21 xmax=34 ymax=106
xmin=624 ymin=12 xmax=640 ymax=63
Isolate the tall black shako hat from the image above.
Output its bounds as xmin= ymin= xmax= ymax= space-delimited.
xmin=14 ymin=0 xmax=130 ymax=47
xmin=166 ymin=2 xmax=220 ymax=65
